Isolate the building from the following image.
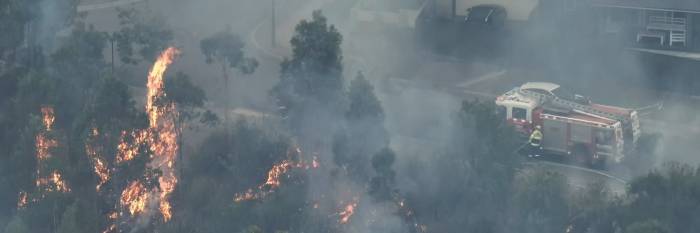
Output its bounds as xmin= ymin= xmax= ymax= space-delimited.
xmin=591 ymin=0 xmax=700 ymax=53
xmin=431 ymin=0 xmax=700 ymax=56
xmin=433 ymin=0 xmax=540 ymax=21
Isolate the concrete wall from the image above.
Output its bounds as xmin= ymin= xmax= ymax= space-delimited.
xmin=350 ymin=0 xmax=426 ymax=28
xmin=434 ymin=0 xmax=539 ymax=21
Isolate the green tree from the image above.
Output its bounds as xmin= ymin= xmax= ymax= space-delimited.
xmin=369 ymin=147 xmax=396 ymax=201
xmin=333 ymin=72 xmax=388 ymax=181
xmin=163 ymin=71 xmax=217 ymax=127
xmin=0 ymin=0 xmax=39 ymax=60
xmin=345 ymin=72 xmax=384 ymax=121
xmin=509 ymin=169 xmax=570 ymax=233
xmin=200 ymin=27 xmax=258 ymax=125
xmin=616 ymin=163 xmax=700 ymax=233
xmin=114 ymin=7 xmax=174 ymax=64
xmin=406 ymin=100 xmax=521 ymax=232
xmin=568 ymin=181 xmax=616 ymax=233
xmin=174 ymin=121 xmax=305 ymax=232
xmin=271 ymin=10 xmax=344 ymax=142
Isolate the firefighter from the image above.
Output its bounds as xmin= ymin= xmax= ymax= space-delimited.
xmin=528 ymin=125 xmax=543 ymax=157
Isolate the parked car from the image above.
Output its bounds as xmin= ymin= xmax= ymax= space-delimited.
xmin=465 ymin=5 xmax=507 ymax=28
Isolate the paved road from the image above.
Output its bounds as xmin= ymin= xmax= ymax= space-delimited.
xmin=77 ymin=0 xmax=144 ymax=12
xmin=245 ymin=0 xmax=641 ymax=194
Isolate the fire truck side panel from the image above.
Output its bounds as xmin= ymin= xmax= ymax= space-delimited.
xmin=570 ymin=123 xmax=593 ymax=144
xmin=542 ymin=118 xmax=568 ymax=153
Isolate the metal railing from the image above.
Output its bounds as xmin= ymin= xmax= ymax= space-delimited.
xmin=647 ymin=15 xmax=687 ymax=31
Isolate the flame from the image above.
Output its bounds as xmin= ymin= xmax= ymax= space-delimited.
xmin=35 ymin=171 xmax=71 ymax=193
xmin=102 ymin=224 xmax=116 ymax=233
xmin=86 ymin=127 xmax=110 ymax=191
xmin=147 ymin=47 xmax=180 ymax=128
xmin=147 ymin=47 xmax=180 ymax=222
xmin=115 ymin=47 xmax=181 ymax=222
xmin=36 ymin=107 xmax=57 ymax=161
xmin=234 ymin=160 xmax=295 ymax=202
xmin=35 ymin=134 xmax=57 ymax=161
xmin=33 ymin=106 xmax=70 ymax=193
xmin=312 ymin=156 xmax=320 ymax=169
xmin=116 ymin=130 xmax=149 ymax=164
xmin=17 ymin=191 xmax=28 ymax=209
xmin=339 ymin=198 xmax=359 ymax=224
xmin=51 ymin=171 xmax=70 ymax=192
xmin=41 ymin=106 xmax=55 ymax=131
xmin=234 ymin=148 xmax=319 ymax=202
xmin=120 ymin=181 xmax=150 ymax=216
xmin=394 ymin=195 xmax=427 ymax=232
xmin=101 ymin=211 xmax=118 ymax=233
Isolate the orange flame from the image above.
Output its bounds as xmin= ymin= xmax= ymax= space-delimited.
xmin=33 ymin=106 xmax=70 ymax=194
xmin=17 ymin=191 xmax=28 ymax=209
xmin=120 ymin=181 xmax=150 ymax=216
xmin=41 ymin=106 xmax=55 ymax=131
xmin=35 ymin=134 xmax=57 ymax=161
xmin=147 ymin=47 xmax=180 ymax=222
xmin=339 ymin=199 xmax=359 ymax=224
xmin=86 ymin=127 xmax=110 ymax=191
xmin=394 ymin=195 xmax=427 ymax=232
xmin=116 ymin=130 xmax=150 ymax=164
xmin=51 ymin=171 xmax=70 ymax=192
xmin=234 ymin=148 xmax=319 ymax=202
xmin=36 ymin=107 xmax=57 ymax=161
xmin=36 ymin=171 xmax=71 ymax=193
xmin=101 ymin=211 xmax=118 ymax=233
xmin=234 ymin=160 xmax=295 ymax=202
xmin=147 ymin=47 xmax=180 ymax=128
xmin=102 ymin=224 xmax=116 ymax=233
xmin=115 ymin=47 xmax=181 ymax=222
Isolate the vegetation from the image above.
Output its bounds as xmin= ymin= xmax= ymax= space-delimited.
xmin=0 ymin=3 xmax=699 ymax=233
xmin=200 ymin=27 xmax=258 ymax=125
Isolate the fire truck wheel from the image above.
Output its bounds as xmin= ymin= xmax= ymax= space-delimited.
xmin=572 ymin=144 xmax=592 ymax=166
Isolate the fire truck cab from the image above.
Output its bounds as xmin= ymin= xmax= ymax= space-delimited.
xmin=496 ymin=82 xmax=641 ymax=166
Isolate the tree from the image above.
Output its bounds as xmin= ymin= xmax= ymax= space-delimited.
xmin=114 ymin=7 xmax=174 ymax=65
xmin=200 ymin=27 xmax=258 ymax=126
xmin=369 ymin=147 xmax=396 ymax=201
xmin=404 ymin=100 xmax=521 ymax=232
xmin=163 ymin=71 xmax=217 ymax=127
xmin=271 ymin=10 xmax=344 ymax=143
xmin=614 ymin=163 xmax=700 ymax=233
xmin=0 ymin=0 xmax=39 ymax=62
xmin=509 ymin=169 xmax=570 ymax=233
xmin=345 ymin=72 xmax=384 ymax=121
xmin=174 ymin=121 xmax=305 ymax=232
xmin=333 ymin=72 xmax=388 ymax=181
xmin=568 ymin=181 xmax=616 ymax=233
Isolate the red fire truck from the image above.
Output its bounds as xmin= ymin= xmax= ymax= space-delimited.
xmin=495 ymin=82 xmax=641 ymax=166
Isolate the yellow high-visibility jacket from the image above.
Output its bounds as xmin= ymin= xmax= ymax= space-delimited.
xmin=529 ymin=129 xmax=543 ymax=146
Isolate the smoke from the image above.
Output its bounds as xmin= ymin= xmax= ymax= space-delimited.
xmin=128 ymin=193 xmax=159 ymax=233
xmin=9 ymin=0 xmax=699 ymax=232
xmin=35 ymin=0 xmax=76 ymax=51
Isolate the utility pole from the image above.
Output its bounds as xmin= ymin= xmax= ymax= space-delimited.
xmin=272 ymin=0 xmax=276 ymax=48
xmin=110 ymin=34 xmax=115 ymax=77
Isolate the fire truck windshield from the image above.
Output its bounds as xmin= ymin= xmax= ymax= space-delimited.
xmin=551 ymin=87 xmax=576 ymax=101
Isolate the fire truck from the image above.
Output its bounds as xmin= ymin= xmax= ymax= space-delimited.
xmin=495 ymin=82 xmax=641 ymax=166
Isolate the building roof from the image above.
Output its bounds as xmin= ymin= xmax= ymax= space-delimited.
xmin=520 ymin=82 xmax=560 ymax=92
xmin=590 ymin=0 xmax=700 ymax=13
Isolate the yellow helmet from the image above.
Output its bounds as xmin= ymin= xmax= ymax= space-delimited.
xmin=535 ymin=125 xmax=541 ymax=130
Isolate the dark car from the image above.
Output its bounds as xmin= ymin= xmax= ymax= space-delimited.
xmin=465 ymin=5 xmax=507 ymax=28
